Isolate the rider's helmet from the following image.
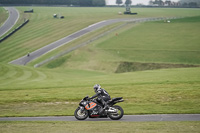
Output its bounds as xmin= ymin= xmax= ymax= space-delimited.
xmin=93 ymin=84 xmax=101 ymax=93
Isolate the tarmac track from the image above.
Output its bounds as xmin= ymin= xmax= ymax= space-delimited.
xmin=9 ymin=17 xmax=164 ymax=66
xmin=0 ymin=7 xmax=19 ymax=37
xmin=0 ymin=114 xmax=200 ymax=122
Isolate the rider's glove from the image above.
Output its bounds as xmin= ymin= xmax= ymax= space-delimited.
xmin=88 ymin=97 xmax=92 ymax=100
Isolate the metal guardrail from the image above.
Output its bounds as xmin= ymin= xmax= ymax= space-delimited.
xmin=0 ymin=19 xmax=29 ymax=43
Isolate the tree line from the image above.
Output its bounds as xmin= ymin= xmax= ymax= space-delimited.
xmin=116 ymin=0 xmax=132 ymax=6
xmin=179 ymin=0 xmax=200 ymax=7
xmin=0 ymin=0 xmax=106 ymax=6
xmin=149 ymin=0 xmax=200 ymax=7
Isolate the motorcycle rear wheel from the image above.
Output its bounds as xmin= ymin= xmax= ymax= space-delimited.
xmin=108 ymin=105 xmax=124 ymax=120
xmin=74 ymin=107 xmax=88 ymax=120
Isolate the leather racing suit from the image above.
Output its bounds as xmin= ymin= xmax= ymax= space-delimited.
xmin=90 ymin=88 xmax=111 ymax=109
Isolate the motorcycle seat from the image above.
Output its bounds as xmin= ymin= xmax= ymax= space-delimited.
xmin=107 ymin=97 xmax=123 ymax=103
xmin=112 ymin=97 xmax=123 ymax=101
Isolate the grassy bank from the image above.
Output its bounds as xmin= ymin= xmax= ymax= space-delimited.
xmin=46 ymin=16 xmax=200 ymax=73
xmin=0 ymin=7 xmax=200 ymax=117
xmin=0 ymin=63 xmax=199 ymax=116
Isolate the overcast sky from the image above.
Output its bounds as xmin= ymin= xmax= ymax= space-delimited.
xmin=106 ymin=0 xmax=180 ymax=5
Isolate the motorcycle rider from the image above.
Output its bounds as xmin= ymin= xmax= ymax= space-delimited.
xmin=89 ymin=84 xmax=111 ymax=110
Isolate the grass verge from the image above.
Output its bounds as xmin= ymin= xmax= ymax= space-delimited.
xmin=0 ymin=7 xmax=8 ymax=27
xmin=0 ymin=121 xmax=199 ymax=133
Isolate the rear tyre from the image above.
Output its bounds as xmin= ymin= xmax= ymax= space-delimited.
xmin=74 ymin=107 xmax=88 ymax=120
xmin=108 ymin=105 xmax=124 ymax=120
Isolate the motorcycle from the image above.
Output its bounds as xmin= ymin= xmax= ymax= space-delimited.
xmin=74 ymin=96 xmax=124 ymax=120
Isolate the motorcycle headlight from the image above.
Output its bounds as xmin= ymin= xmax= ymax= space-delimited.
xmin=81 ymin=101 xmax=86 ymax=105
xmin=80 ymin=101 xmax=86 ymax=106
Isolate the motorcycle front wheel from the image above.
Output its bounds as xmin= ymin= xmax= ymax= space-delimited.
xmin=108 ymin=105 xmax=124 ymax=120
xmin=74 ymin=107 xmax=88 ymax=120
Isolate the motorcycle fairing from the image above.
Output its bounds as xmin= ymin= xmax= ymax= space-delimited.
xmin=85 ymin=102 xmax=97 ymax=110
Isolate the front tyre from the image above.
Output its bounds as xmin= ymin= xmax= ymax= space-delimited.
xmin=74 ymin=107 xmax=88 ymax=120
xmin=108 ymin=105 xmax=124 ymax=120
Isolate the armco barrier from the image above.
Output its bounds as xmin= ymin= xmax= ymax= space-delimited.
xmin=0 ymin=19 xmax=29 ymax=43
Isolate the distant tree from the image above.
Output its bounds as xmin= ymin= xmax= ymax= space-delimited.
xmin=182 ymin=2 xmax=188 ymax=7
xmin=188 ymin=2 xmax=198 ymax=7
xmin=0 ymin=0 xmax=105 ymax=6
xmin=116 ymin=0 xmax=123 ymax=6
xmin=71 ymin=0 xmax=80 ymax=6
xmin=149 ymin=0 xmax=154 ymax=5
xmin=153 ymin=0 xmax=164 ymax=6
xmin=125 ymin=0 xmax=132 ymax=5
xmin=79 ymin=0 xmax=92 ymax=6
xmin=92 ymin=0 xmax=105 ymax=6
xmin=165 ymin=0 xmax=172 ymax=6
xmin=179 ymin=0 xmax=200 ymax=6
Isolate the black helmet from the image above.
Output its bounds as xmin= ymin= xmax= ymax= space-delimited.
xmin=93 ymin=84 xmax=101 ymax=92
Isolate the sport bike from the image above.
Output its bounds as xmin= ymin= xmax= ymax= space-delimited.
xmin=74 ymin=96 xmax=124 ymax=120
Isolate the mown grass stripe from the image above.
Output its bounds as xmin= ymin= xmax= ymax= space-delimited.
xmin=0 ymin=64 xmax=48 ymax=87
xmin=16 ymin=70 xmax=32 ymax=81
xmin=0 ymin=65 xmax=24 ymax=85
xmin=0 ymin=64 xmax=10 ymax=80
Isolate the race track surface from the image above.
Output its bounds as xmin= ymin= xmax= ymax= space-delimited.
xmin=9 ymin=17 xmax=165 ymax=66
xmin=0 ymin=7 xmax=19 ymax=37
xmin=0 ymin=114 xmax=200 ymax=121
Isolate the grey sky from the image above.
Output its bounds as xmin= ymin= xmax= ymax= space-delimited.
xmin=106 ymin=0 xmax=180 ymax=5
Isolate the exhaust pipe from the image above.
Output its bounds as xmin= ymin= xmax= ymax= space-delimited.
xmin=107 ymin=107 xmax=117 ymax=113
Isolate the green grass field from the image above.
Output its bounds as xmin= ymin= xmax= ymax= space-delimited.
xmin=0 ymin=121 xmax=200 ymax=133
xmin=0 ymin=7 xmax=200 ymax=63
xmin=0 ymin=7 xmax=8 ymax=27
xmin=0 ymin=64 xmax=199 ymax=116
xmin=0 ymin=7 xmax=200 ymax=118
xmin=47 ymin=16 xmax=200 ymax=73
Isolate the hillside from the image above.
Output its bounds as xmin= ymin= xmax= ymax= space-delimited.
xmin=0 ymin=63 xmax=200 ymax=116
xmin=1 ymin=7 xmax=200 ymax=63
xmin=41 ymin=16 xmax=200 ymax=73
xmin=0 ymin=7 xmax=200 ymax=116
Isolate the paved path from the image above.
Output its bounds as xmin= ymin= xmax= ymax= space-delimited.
xmin=0 ymin=7 xmax=19 ymax=37
xmin=0 ymin=114 xmax=200 ymax=121
xmin=9 ymin=17 xmax=164 ymax=65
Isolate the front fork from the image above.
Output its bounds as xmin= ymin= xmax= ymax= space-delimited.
xmin=79 ymin=106 xmax=85 ymax=113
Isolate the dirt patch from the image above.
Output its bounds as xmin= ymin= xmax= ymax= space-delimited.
xmin=115 ymin=62 xmax=200 ymax=73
